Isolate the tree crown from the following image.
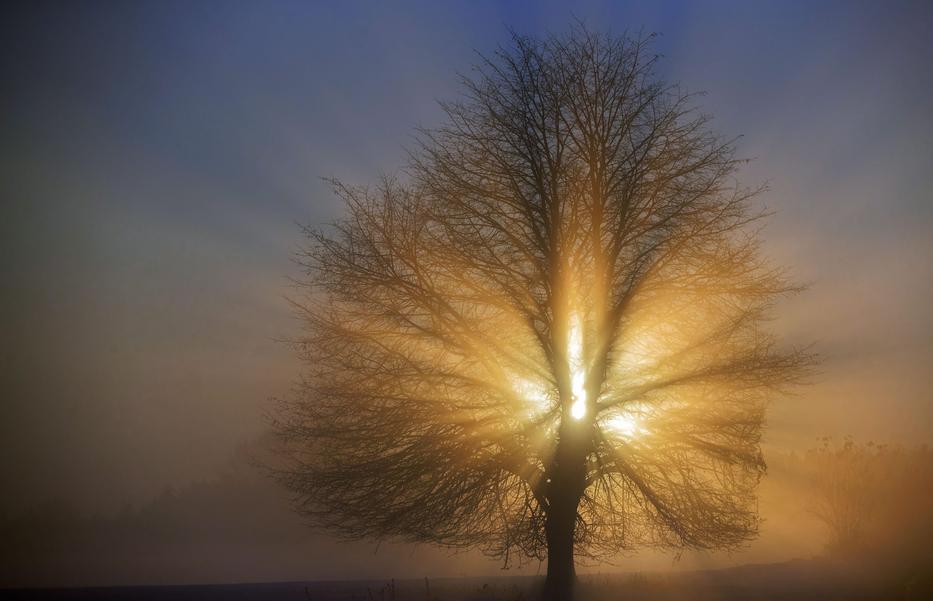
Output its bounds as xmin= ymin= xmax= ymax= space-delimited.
xmin=275 ymin=27 xmax=811 ymax=564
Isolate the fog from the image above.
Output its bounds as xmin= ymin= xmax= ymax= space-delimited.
xmin=4 ymin=436 xmax=930 ymax=588
xmin=2 ymin=0 xmax=931 ymax=588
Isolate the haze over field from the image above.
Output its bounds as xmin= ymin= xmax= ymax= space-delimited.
xmin=2 ymin=0 xmax=931 ymax=588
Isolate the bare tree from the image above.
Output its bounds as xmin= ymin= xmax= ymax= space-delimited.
xmin=804 ymin=437 xmax=933 ymax=585
xmin=274 ymin=28 xmax=811 ymax=600
xmin=806 ymin=438 xmax=886 ymax=556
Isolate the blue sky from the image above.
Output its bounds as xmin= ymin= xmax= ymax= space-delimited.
xmin=2 ymin=0 xmax=932 ymax=515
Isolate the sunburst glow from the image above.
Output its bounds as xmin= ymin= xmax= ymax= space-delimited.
xmin=604 ymin=411 xmax=646 ymax=439
xmin=570 ymin=395 xmax=587 ymax=420
xmin=514 ymin=377 xmax=552 ymax=417
xmin=569 ymin=314 xmax=587 ymax=420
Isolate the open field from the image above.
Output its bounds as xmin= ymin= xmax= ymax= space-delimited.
xmin=4 ymin=559 xmax=929 ymax=601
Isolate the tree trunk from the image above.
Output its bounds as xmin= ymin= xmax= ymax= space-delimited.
xmin=543 ymin=422 xmax=589 ymax=601
xmin=543 ymin=494 xmax=579 ymax=600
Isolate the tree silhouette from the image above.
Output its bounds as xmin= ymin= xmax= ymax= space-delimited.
xmin=274 ymin=28 xmax=811 ymax=600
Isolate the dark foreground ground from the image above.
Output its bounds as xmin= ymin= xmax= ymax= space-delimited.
xmin=3 ymin=559 xmax=929 ymax=601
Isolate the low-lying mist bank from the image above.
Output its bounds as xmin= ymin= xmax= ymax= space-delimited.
xmin=2 ymin=438 xmax=930 ymax=590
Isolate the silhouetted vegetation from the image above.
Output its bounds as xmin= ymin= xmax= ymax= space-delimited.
xmin=274 ymin=26 xmax=812 ymax=599
xmin=804 ymin=438 xmax=933 ymax=591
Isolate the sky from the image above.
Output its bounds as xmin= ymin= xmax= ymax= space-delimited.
xmin=2 ymin=0 xmax=931 ymax=525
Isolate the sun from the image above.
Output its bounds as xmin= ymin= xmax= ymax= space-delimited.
xmin=568 ymin=313 xmax=588 ymax=420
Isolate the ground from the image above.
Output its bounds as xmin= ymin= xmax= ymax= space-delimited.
xmin=3 ymin=558 xmax=929 ymax=601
